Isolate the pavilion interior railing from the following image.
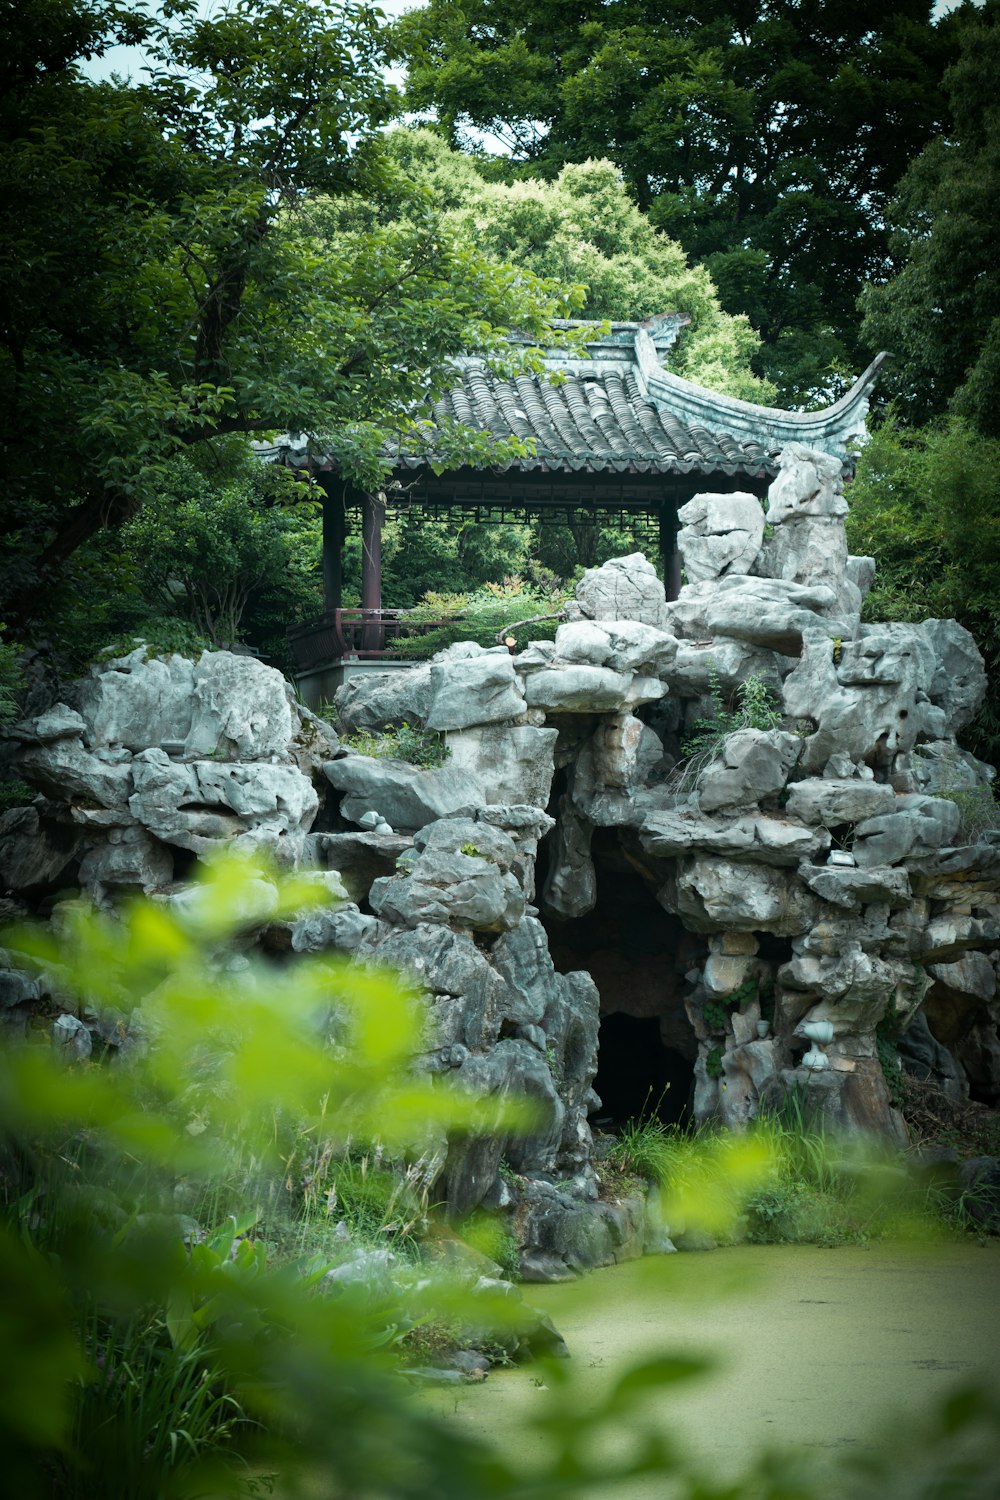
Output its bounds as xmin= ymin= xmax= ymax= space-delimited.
xmin=287 ymin=609 xmax=455 ymax=670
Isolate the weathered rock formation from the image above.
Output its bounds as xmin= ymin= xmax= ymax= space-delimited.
xmin=3 ymin=443 xmax=999 ymax=1275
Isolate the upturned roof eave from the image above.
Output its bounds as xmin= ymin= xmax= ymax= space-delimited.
xmin=643 ymin=350 xmax=889 ymax=457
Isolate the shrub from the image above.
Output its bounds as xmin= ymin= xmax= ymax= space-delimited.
xmin=668 ymin=666 xmax=782 ymax=794
xmin=390 ymin=579 xmax=569 ymax=658
xmin=339 ymin=720 xmax=448 ymax=768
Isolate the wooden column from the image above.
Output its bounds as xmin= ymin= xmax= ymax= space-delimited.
xmin=320 ymin=476 xmax=346 ymax=614
xmin=361 ymin=490 xmax=386 ymax=652
xmin=659 ymin=502 xmax=682 ymax=602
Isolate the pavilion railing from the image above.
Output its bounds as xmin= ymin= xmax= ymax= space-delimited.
xmin=287 ymin=608 xmax=455 ymax=671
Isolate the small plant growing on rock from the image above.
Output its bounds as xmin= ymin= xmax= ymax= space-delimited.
xmin=931 ymin=784 xmax=1000 ymax=840
xmin=705 ymin=1043 xmax=725 ymax=1079
xmin=702 ymin=999 xmax=731 ymax=1034
xmin=668 ymin=666 xmax=782 ymax=794
xmin=703 ymin=976 xmax=760 ymax=1034
xmin=459 ymin=842 xmax=483 ymax=858
xmin=340 ymin=720 xmax=448 ymax=768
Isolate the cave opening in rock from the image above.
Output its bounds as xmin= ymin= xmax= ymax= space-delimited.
xmin=592 ymin=1011 xmax=692 ymax=1127
xmin=539 ymin=827 xmax=698 ymax=1130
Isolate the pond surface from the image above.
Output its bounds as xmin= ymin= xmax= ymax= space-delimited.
xmin=419 ymin=1241 xmax=1000 ymax=1493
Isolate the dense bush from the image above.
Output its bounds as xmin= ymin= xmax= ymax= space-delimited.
xmin=390 ymin=579 xmax=571 ymax=658
xmin=847 ymin=416 xmax=1000 ymax=762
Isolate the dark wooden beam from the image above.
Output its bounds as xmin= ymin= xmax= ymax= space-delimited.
xmin=320 ymin=476 xmax=346 ymax=613
xmin=659 ymin=503 xmax=682 ymax=602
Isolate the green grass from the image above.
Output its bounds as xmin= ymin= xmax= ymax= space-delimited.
xmin=602 ymin=1106 xmax=983 ymax=1249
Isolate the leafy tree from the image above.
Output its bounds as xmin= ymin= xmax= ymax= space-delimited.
xmin=390 ymin=0 xmax=962 ymax=399
xmin=860 ymin=0 xmax=1000 ymax=436
xmin=121 ymin=450 xmax=321 ymax=653
xmin=367 ymin=130 xmax=773 ymax=401
xmin=846 ymin=415 xmax=1000 ymax=762
xmin=0 ymin=0 xmax=579 ymax=637
xmin=300 ymin=126 xmax=770 ymax=584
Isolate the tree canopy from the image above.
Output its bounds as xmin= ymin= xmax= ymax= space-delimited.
xmin=860 ymin=0 xmax=1000 ymax=437
xmin=0 ymin=0 xmax=579 ymax=628
xmin=303 ymin=127 xmax=773 ymax=401
xmin=390 ymin=0 xmax=963 ymax=400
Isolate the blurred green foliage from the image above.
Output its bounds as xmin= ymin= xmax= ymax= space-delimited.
xmin=1 ymin=854 xmax=999 ymax=1497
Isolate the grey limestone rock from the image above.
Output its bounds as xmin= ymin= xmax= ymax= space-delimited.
xmin=696 ymin=729 xmax=801 ymax=813
xmin=492 ymin=916 xmax=567 ymax=1031
xmin=898 ymin=1010 xmax=966 ymax=1100
xmin=288 ymin=903 xmax=375 ymax=955
xmin=670 ymin=576 xmax=847 ymax=659
xmin=358 ymin=921 xmax=511 ymax=1050
xmin=517 ymin=1189 xmax=646 ymax=1280
xmin=16 ymin=734 xmax=133 ymax=811
xmin=370 ymin=847 xmax=524 ymax=933
xmin=676 ymin=491 xmax=765 ymax=583
xmin=784 ymin=778 xmax=898 ymax=826
xmin=798 ymin=862 xmax=912 ymax=911
xmin=477 ymin=804 xmax=555 ymax=839
xmin=413 ymin=816 xmax=518 ymax=871
xmin=766 ymin=444 xmax=847 ymax=524
xmin=76 ymin=649 xmax=197 ymax=751
xmin=10 ymin=704 xmax=89 ymax=743
xmin=0 ymin=805 xmax=81 ymax=894
xmin=130 ymin=752 xmax=317 ymax=853
xmin=444 ymin=724 xmax=557 ymax=807
xmin=182 ymin=652 xmax=297 ymax=760
xmin=766 ymin=1060 xmax=907 ymax=1142
xmin=333 ymin=664 xmax=434 ymax=732
xmin=667 ymin=637 xmax=794 ymax=697
xmin=573 ymin=552 xmax=669 ymax=628
xmin=782 ymin=622 xmax=950 ymax=775
xmin=547 ymin=620 xmax=614 ymax=667
xmin=906 ymin=740 xmax=995 ymax=797
xmin=923 ymin=619 xmax=988 ymax=733
xmin=425 ymin=654 xmax=527 ymax=731
xmin=586 ymin=712 xmax=665 ymax=793
xmin=0 ymin=961 xmax=42 ymax=1009
xmin=853 ymin=795 xmax=961 ymax=868
xmin=640 ymin=809 xmax=826 ymax=866
xmin=671 ymin=855 xmax=819 ymax=935
xmin=714 ymin=1037 xmax=782 ymax=1129
xmin=846 ymin=555 xmax=876 ymax=598
xmin=51 ymin=1012 xmax=93 ymax=1061
xmin=522 ymin=664 xmax=637 ymax=713
xmin=778 ymin=941 xmax=902 ymax=1032
xmin=305 ymin=831 xmax=412 ymax=903
xmin=78 ymin=824 xmax=173 ymax=896
xmin=540 ymin=799 xmax=596 ymax=919
xmin=917 ymin=910 xmax=1000 ymax=965
xmin=928 ymin=952 xmax=996 ymax=1008
xmin=324 ymin=754 xmax=485 ymax=832
xmin=755 ymin=446 xmax=856 ymax=611
xmin=552 ymin=618 xmax=678 ymax=677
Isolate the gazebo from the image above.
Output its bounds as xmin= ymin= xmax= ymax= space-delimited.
xmin=266 ymin=315 xmax=884 ymax=700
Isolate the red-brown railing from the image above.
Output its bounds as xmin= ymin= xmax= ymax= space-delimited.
xmin=287 ymin=609 xmax=454 ymax=671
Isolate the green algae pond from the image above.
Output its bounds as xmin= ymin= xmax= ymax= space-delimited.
xmin=417 ymin=1241 xmax=1000 ymax=1495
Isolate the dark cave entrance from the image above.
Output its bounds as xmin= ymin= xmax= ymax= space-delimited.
xmin=592 ymin=1012 xmax=692 ymax=1127
xmin=538 ymin=824 xmax=699 ymax=1131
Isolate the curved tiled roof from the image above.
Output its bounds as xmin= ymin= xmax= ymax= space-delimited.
xmin=259 ymin=322 xmax=885 ymax=482
xmin=404 ymin=362 xmax=779 ymax=477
